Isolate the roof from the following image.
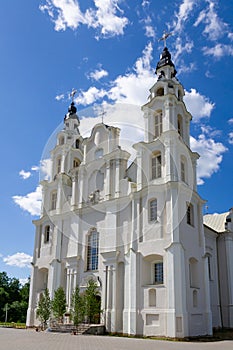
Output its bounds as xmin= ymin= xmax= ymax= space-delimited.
xmin=203 ymin=212 xmax=229 ymax=233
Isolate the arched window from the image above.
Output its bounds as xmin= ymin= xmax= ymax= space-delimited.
xmin=177 ymin=115 xmax=183 ymax=137
xmin=189 ymin=257 xmax=198 ymax=288
xmin=73 ymin=158 xmax=80 ymax=168
xmin=154 ymin=112 xmax=162 ymax=138
xmin=156 ymin=87 xmax=164 ymax=96
xmin=75 ymin=139 xmax=79 ymax=149
xmin=57 ymin=156 xmax=62 ymax=174
xmin=152 ymin=153 xmax=161 ymax=179
xmin=149 ymin=289 xmax=156 ymax=307
xmin=87 ymin=229 xmax=99 ymax=271
xmin=149 ymin=199 xmax=157 ymax=222
xmin=51 ymin=191 xmax=57 ymax=210
xmin=44 ymin=225 xmax=50 ymax=243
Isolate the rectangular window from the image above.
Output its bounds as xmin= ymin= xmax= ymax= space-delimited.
xmin=51 ymin=191 xmax=57 ymax=210
xmin=155 ymin=113 xmax=162 ymax=138
xmin=154 ymin=262 xmax=163 ymax=284
xmin=44 ymin=226 xmax=50 ymax=243
xmin=87 ymin=230 xmax=99 ymax=271
xmin=152 ymin=155 xmax=161 ymax=179
xmin=186 ymin=203 xmax=194 ymax=226
xmin=149 ymin=199 xmax=157 ymax=222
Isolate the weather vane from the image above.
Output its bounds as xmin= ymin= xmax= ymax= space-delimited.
xmin=158 ymin=31 xmax=173 ymax=47
xmin=70 ymin=88 xmax=77 ymax=102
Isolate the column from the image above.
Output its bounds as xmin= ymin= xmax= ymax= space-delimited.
xmin=115 ymin=160 xmax=120 ymax=198
xmin=26 ymin=266 xmax=38 ymax=327
xmin=61 ymin=151 xmax=66 ymax=173
xmin=110 ymin=265 xmax=117 ymax=332
xmin=71 ymin=172 xmax=79 ymax=209
xmin=105 ymin=161 xmax=111 ymax=200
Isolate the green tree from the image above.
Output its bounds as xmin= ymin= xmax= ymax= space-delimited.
xmin=52 ymin=287 xmax=66 ymax=323
xmin=36 ymin=288 xmax=51 ymax=329
xmin=71 ymin=286 xmax=84 ymax=326
xmin=0 ymin=272 xmax=30 ymax=323
xmin=83 ymin=279 xmax=101 ymax=324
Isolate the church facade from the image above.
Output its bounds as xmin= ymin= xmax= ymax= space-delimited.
xmin=26 ymin=47 xmax=233 ymax=337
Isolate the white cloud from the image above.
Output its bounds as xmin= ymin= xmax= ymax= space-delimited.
xmin=76 ymin=86 xmax=107 ymax=106
xmin=142 ymin=0 xmax=150 ymax=7
xmin=19 ymin=170 xmax=32 ymax=180
xmin=40 ymin=0 xmax=128 ymax=38
xmin=12 ymin=185 xmax=42 ymax=216
xmin=55 ymin=93 xmax=65 ymax=101
xmin=203 ymin=44 xmax=233 ymax=58
xmin=194 ymin=0 xmax=228 ymax=41
xmin=20 ymin=278 xmax=30 ymax=286
xmin=40 ymin=159 xmax=52 ymax=180
xmin=89 ymin=68 xmax=108 ymax=81
xmin=173 ymin=37 xmax=194 ymax=63
xmin=228 ymin=132 xmax=233 ymax=145
xmin=75 ymin=43 xmax=155 ymax=107
xmin=31 ymin=165 xmax=40 ymax=171
xmin=3 ymin=252 xmax=32 ymax=268
xmin=190 ymin=133 xmax=227 ymax=185
xmin=228 ymin=118 xmax=233 ymax=124
xmin=145 ymin=25 xmax=155 ymax=39
xmin=173 ymin=0 xmax=196 ymax=33
xmin=184 ymin=88 xmax=214 ymax=122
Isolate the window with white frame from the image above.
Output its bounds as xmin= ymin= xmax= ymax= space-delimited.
xmin=149 ymin=199 xmax=157 ymax=222
xmin=51 ymin=191 xmax=57 ymax=210
xmin=87 ymin=229 xmax=99 ymax=271
xmin=154 ymin=112 xmax=162 ymax=138
xmin=154 ymin=262 xmax=163 ymax=284
xmin=44 ymin=225 xmax=50 ymax=243
xmin=186 ymin=202 xmax=194 ymax=226
xmin=152 ymin=154 xmax=161 ymax=179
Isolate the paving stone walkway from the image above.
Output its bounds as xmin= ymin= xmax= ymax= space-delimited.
xmin=0 ymin=328 xmax=233 ymax=350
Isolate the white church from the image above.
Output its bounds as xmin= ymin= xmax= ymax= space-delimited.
xmin=26 ymin=46 xmax=233 ymax=338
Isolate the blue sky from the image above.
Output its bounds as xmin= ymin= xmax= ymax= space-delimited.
xmin=0 ymin=0 xmax=233 ymax=282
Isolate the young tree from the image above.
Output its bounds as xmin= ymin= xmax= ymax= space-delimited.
xmin=71 ymin=286 xmax=84 ymax=326
xmin=36 ymin=288 xmax=51 ymax=329
xmin=84 ymin=279 xmax=101 ymax=324
xmin=52 ymin=287 xmax=66 ymax=323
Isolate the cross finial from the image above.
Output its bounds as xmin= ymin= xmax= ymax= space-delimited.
xmin=158 ymin=31 xmax=173 ymax=48
xmin=70 ymin=88 xmax=77 ymax=102
xmin=99 ymin=110 xmax=106 ymax=124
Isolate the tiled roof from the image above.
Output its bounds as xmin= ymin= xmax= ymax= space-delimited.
xmin=203 ymin=212 xmax=229 ymax=233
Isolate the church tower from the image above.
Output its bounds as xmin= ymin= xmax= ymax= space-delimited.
xmin=131 ymin=45 xmax=212 ymax=337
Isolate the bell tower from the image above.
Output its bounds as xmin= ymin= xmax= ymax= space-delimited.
xmin=133 ymin=42 xmax=212 ymax=337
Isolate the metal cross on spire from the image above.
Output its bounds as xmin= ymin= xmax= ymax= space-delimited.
xmin=70 ymin=88 xmax=77 ymax=102
xmin=99 ymin=110 xmax=106 ymax=124
xmin=158 ymin=31 xmax=173 ymax=48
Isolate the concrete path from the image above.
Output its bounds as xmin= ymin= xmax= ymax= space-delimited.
xmin=0 ymin=328 xmax=232 ymax=350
